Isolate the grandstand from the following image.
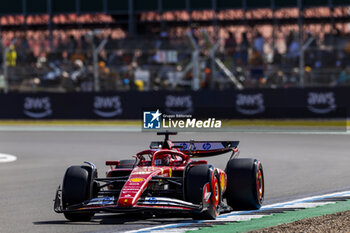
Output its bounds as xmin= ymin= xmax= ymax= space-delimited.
xmin=0 ymin=0 xmax=350 ymax=92
xmin=0 ymin=1 xmax=349 ymax=32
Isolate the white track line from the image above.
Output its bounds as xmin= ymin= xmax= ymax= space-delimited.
xmin=149 ymin=228 xmax=199 ymax=233
xmin=204 ymin=215 xmax=266 ymax=222
xmin=0 ymin=153 xmax=17 ymax=163
xmin=256 ymin=190 xmax=350 ymax=210
xmin=125 ymin=190 xmax=350 ymax=233
xmin=277 ymin=202 xmax=335 ymax=209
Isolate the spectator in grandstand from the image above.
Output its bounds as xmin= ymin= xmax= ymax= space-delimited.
xmin=56 ymin=35 xmax=66 ymax=58
xmin=235 ymin=32 xmax=249 ymax=66
xmin=107 ymin=50 xmax=123 ymax=67
xmin=253 ymin=31 xmax=264 ymax=55
xmin=225 ymin=32 xmax=236 ymax=58
xmin=286 ymin=33 xmax=300 ymax=66
xmin=286 ymin=31 xmax=295 ymax=54
xmin=17 ymin=36 xmax=30 ymax=65
xmin=80 ymin=35 xmax=89 ymax=56
xmin=271 ymin=48 xmax=282 ymax=65
xmin=337 ymin=65 xmax=350 ymax=86
xmin=285 ymin=67 xmax=299 ymax=87
xmin=6 ymin=45 xmax=17 ymax=67
xmin=304 ymin=31 xmax=317 ymax=68
xmin=342 ymin=35 xmax=350 ymax=66
xmin=249 ymin=48 xmax=264 ymax=66
xmin=122 ymin=61 xmax=138 ymax=90
xmin=67 ymin=35 xmax=77 ymax=59
xmin=155 ymin=31 xmax=171 ymax=50
xmin=265 ymin=70 xmax=286 ymax=88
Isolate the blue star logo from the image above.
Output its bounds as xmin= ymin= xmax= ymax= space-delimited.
xmin=143 ymin=110 xmax=162 ymax=129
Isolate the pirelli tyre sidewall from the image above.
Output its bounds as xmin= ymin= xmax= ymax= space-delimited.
xmin=185 ymin=164 xmax=220 ymax=220
xmin=225 ymin=158 xmax=264 ymax=210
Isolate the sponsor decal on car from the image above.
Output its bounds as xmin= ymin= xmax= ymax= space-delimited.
xmin=23 ymin=97 xmax=52 ymax=118
xmin=134 ymin=167 xmax=158 ymax=173
xmin=145 ymin=197 xmax=158 ymax=204
xmin=134 ymin=171 xmax=152 ymax=175
xmin=203 ymin=183 xmax=211 ymax=203
xmin=168 ymin=168 xmax=172 ymax=177
xmin=87 ymin=197 xmax=114 ymax=206
xmin=220 ymin=173 xmax=226 ymax=192
xmin=177 ymin=142 xmax=226 ymax=151
xmin=180 ymin=143 xmax=188 ymax=150
xmin=202 ymin=143 xmax=211 ymax=150
xmin=130 ymin=178 xmax=144 ymax=182
xmin=122 ymin=188 xmax=139 ymax=191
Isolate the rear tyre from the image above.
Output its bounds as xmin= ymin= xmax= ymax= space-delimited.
xmin=225 ymin=158 xmax=264 ymax=210
xmin=185 ymin=164 xmax=220 ymax=220
xmin=62 ymin=165 xmax=95 ymax=221
xmin=116 ymin=159 xmax=137 ymax=168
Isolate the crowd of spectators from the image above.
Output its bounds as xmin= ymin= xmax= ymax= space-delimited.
xmin=2 ymin=25 xmax=350 ymax=92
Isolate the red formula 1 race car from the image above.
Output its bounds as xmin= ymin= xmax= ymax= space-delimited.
xmin=54 ymin=131 xmax=264 ymax=221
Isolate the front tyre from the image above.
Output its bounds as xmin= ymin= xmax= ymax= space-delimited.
xmin=62 ymin=165 xmax=95 ymax=221
xmin=185 ymin=164 xmax=220 ymax=220
xmin=225 ymin=158 xmax=264 ymax=210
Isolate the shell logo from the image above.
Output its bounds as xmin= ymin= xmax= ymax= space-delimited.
xmin=169 ymin=168 xmax=172 ymax=177
xmin=130 ymin=178 xmax=144 ymax=182
xmin=220 ymin=174 xmax=225 ymax=191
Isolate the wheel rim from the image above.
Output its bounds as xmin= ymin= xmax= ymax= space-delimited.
xmin=214 ymin=179 xmax=219 ymax=202
xmin=211 ymin=177 xmax=220 ymax=217
xmin=256 ymin=168 xmax=263 ymax=201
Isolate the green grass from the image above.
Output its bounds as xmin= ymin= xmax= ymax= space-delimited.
xmin=190 ymin=200 xmax=350 ymax=233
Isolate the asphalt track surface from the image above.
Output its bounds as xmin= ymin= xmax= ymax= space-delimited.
xmin=0 ymin=131 xmax=350 ymax=233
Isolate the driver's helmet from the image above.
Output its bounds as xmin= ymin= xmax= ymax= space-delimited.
xmin=155 ymin=155 xmax=170 ymax=166
xmin=171 ymin=155 xmax=183 ymax=165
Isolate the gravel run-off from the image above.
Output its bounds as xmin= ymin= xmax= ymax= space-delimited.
xmin=250 ymin=210 xmax=350 ymax=233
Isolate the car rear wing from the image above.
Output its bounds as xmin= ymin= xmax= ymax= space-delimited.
xmin=150 ymin=141 xmax=239 ymax=157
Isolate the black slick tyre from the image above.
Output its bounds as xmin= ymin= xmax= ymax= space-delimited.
xmin=185 ymin=164 xmax=220 ymax=220
xmin=225 ymin=158 xmax=264 ymax=210
xmin=62 ymin=165 xmax=95 ymax=221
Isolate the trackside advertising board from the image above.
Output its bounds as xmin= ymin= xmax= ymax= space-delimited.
xmin=0 ymin=88 xmax=347 ymax=120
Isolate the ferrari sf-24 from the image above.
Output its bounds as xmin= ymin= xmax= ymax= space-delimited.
xmin=54 ymin=131 xmax=264 ymax=221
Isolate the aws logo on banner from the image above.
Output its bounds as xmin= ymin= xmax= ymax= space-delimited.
xmin=307 ymin=92 xmax=336 ymax=114
xmin=165 ymin=95 xmax=193 ymax=115
xmin=236 ymin=93 xmax=265 ymax=115
xmin=94 ymin=96 xmax=123 ymax=118
xmin=24 ymin=97 xmax=52 ymax=118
